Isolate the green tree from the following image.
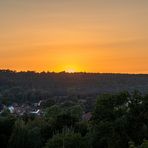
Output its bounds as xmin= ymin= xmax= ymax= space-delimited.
xmin=8 ymin=119 xmax=42 ymax=148
xmin=0 ymin=115 xmax=16 ymax=148
xmin=91 ymin=92 xmax=130 ymax=148
xmin=141 ymin=140 xmax=148 ymax=148
xmin=68 ymin=105 xmax=83 ymax=120
xmin=8 ymin=119 xmax=28 ymax=148
xmin=45 ymin=105 xmax=64 ymax=120
xmin=128 ymin=141 xmax=136 ymax=148
xmin=45 ymin=130 xmax=87 ymax=148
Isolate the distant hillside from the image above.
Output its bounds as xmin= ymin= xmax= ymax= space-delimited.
xmin=0 ymin=70 xmax=148 ymax=103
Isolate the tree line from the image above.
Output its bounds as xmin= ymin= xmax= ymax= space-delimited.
xmin=0 ymin=69 xmax=148 ymax=104
xmin=1 ymin=91 xmax=148 ymax=148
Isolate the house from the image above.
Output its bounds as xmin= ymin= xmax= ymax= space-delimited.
xmin=82 ymin=112 xmax=92 ymax=121
xmin=8 ymin=106 xmax=15 ymax=113
xmin=30 ymin=109 xmax=43 ymax=116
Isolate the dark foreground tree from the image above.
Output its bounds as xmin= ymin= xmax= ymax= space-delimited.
xmin=91 ymin=91 xmax=148 ymax=148
xmin=45 ymin=130 xmax=88 ymax=148
xmin=8 ymin=119 xmax=42 ymax=148
xmin=8 ymin=120 xmax=28 ymax=148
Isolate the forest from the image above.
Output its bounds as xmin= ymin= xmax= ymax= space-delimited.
xmin=1 ymin=70 xmax=148 ymax=147
xmin=1 ymin=91 xmax=148 ymax=147
xmin=0 ymin=70 xmax=148 ymax=104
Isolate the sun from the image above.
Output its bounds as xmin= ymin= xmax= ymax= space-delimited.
xmin=66 ymin=68 xmax=76 ymax=73
xmin=59 ymin=64 xmax=81 ymax=73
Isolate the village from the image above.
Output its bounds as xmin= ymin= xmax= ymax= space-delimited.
xmin=0 ymin=100 xmax=44 ymax=116
xmin=0 ymin=97 xmax=92 ymax=121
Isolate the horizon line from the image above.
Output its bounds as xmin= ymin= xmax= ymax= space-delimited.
xmin=0 ymin=69 xmax=148 ymax=75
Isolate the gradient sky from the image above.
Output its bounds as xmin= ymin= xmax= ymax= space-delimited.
xmin=0 ymin=0 xmax=148 ymax=73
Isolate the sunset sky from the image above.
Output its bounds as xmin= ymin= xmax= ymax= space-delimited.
xmin=0 ymin=0 xmax=148 ymax=73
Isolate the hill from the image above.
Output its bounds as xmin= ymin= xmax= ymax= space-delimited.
xmin=0 ymin=69 xmax=148 ymax=103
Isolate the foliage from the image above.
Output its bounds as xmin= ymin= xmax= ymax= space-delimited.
xmin=141 ymin=140 xmax=148 ymax=148
xmin=1 ymin=90 xmax=148 ymax=148
xmin=45 ymin=129 xmax=87 ymax=148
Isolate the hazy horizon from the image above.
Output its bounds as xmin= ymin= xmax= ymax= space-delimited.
xmin=0 ymin=0 xmax=148 ymax=73
xmin=1 ymin=69 xmax=148 ymax=75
